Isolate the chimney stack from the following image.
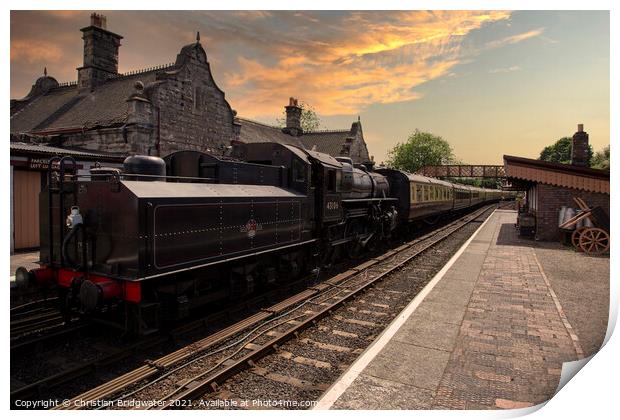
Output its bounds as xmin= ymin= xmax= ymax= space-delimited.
xmin=77 ymin=13 xmax=123 ymax=91
xmin=283 ymin=97 xmax=303 ymax=137
xmin=571 ymin=123 xmax=590 ymax=167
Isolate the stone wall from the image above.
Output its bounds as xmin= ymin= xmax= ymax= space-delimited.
xmin=61 ymin=127 xmax=130 ymax=154
xmin=151 ymin=43 xmax=236 ymax=157
xmin=535 ymin=183 xmax=609 ymax=241
xmin=346 ymin=122 xmax=371 ymax=163
xmin=62 ymin=43 xmax=236 ymax=158
xmin=60 ymin=122 xmax=157 ymax=156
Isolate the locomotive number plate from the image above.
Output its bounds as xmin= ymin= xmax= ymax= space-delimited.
xmin=326 ymin=201 xmax=339 ymax=211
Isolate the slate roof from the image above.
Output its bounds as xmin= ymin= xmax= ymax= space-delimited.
xmin=298 ymin=130 xmax=351 ymax=156
xmin=235 ymin=118 xmax=303 ymax=148
xmin=10 ymin=67 xmax=171 ymax=135
xmin=503 ymin=155 xmax=609 ymax=194
xmin=10 ymin=142 xmax=126 ymax=161
xmin=236 ymin=117 xmax=356 ymax=158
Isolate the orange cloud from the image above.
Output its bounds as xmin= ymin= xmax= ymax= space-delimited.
xmin=485 ymin=28 xmax=544 ymax=49
xmin=11 ymin=39 xmax=64 ymax=64
xmin=46 ymin=11 xmax=82 ymax=19
xmin=224 ymin=11 xmax=514 ymax=117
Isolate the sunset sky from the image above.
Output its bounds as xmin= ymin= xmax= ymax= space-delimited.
xmin=10 ymin=10 xmax=609 ymax=164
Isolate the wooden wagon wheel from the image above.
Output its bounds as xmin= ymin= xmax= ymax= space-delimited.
xmin=571 ymin=227 xmax=589 ymax=251
xmin=578 ymin=227 xmax=610 ymax=254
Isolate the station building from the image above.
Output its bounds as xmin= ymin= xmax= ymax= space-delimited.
xmin=9 ymin=13 xmax=373 ymax=254
xmin=10 ymin=13 xmax=371 ymax=161
xmin=504 ymin=125 xmax=610 ymax=241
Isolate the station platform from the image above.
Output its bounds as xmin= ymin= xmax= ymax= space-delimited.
xmin=315 ymin=209 xmax=609 ymax=410
xmin=9 ymin=251 xmax=39 ymax=283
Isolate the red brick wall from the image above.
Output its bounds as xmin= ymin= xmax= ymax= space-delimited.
xmin=535 ymin=183 xmax=609 ymax=241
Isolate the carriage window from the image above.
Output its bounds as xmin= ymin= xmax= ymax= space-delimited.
xmin=416 ymin=184 xmax=423 ymax=202
xmin=411 ymin=184 xmax=417 ymax=202
xmin=423 ymin=186 xmax=429 ymax=201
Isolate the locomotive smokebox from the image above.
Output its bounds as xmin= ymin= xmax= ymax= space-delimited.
xmin=123 ymin=155 xmax=166 ymax=181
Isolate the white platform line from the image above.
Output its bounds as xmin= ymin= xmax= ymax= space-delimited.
xmin=314 ymin=210 xmax=497 ymax=410
xmin=533 ymin=252 xmax=585 ymax=359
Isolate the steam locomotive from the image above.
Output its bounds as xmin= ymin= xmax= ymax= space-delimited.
xmin=17 ymin=142 xmax=513 ymax=333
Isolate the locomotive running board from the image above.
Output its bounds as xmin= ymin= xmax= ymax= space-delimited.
xmin=136 ymin=239 xmax=318 ymax=281
xmin=341 ymin=198 xmax=398 ymax=203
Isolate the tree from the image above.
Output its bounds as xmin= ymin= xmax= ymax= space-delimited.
xmin=386 ymin=130 xmax=455 ymax=173
xmin=539 ymin=137 xmax=593 ymax=166
xmin=591 ymin=145 xmax=610 ymax=170
xmin=276 ymin=101 xmax=322 ymax=132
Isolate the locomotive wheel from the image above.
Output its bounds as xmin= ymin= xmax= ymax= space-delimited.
xmin=578 ymin=228 xmax=610 ymax=254
xmin=571 ymin=227 xmax=588 ymax=251
xmin=347 ymin=241 xmax=365 ymax=260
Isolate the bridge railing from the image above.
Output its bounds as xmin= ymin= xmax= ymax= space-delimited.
xmin=417 ymin=165 xmax=506 ymax=178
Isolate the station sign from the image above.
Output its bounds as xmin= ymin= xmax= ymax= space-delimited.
xmin=27 ymin=158 xmax=80 ymax=171
xmin=28 ymin=157 xmax=61 ymax=171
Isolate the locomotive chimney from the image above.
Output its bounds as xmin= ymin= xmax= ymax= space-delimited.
xmin=571 ymin=123 xmax=590 ymax=167
xmin=283 ymin=97 xmax=303 ymax=137
xmin=77 ymin=13 xmax=123 ymax=91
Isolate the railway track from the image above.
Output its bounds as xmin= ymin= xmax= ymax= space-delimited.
xmin=10 ymin=300 xmax=66 ymax=339
xmin=53 ymin=204 xmax=495 ymax=410
xmin=10 ymin=274 xmax=315 ymax=405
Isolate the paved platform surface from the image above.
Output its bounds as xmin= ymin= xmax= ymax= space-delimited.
xmin=317 ymin=209 xmax=609 ymax=410
xmin=10 ymin=251 xmax=39 ymax=277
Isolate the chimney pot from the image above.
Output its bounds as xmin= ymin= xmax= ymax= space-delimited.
xmin=578 ymin=123 xmax=584 ymax=132
xmin=90 ymin=13 xmax=107 ymax=29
